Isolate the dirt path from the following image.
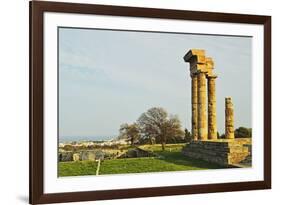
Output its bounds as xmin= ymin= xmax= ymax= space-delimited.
xmin=96 ymin=159 xmax=101 ymax=175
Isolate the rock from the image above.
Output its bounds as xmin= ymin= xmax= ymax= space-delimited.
xmin=73 ymin=153 xmax=80 ymax=161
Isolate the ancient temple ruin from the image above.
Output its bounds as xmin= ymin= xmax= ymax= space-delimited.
xmin=184 ymin=49 xmax=218 ymax=141
xmin=182 ymin=49 xmax=252 ymax=167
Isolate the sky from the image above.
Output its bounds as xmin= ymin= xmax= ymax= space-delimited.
xmin=59 ymin=27 xmax=252 ymax=137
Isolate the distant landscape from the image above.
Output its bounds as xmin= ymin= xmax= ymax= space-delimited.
xmin=59 ymin=135 xmax=114 ymax=143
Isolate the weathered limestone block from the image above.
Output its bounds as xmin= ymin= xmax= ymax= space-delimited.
xmin=207 ymin=75 xmax=217 ymax=140
xmin=59 ymin=152 xmax=73 ymax=162
xmin=184 ymin=49 xmax=208 ymax=75
xmin=206 ymin=57 xmax=214 ymax=76
xmin=73 ymin=153 xmax=80 ymax=161
xmin=88 ymin=152 xmax=96 ymax=161
xmin=197 ymin=72 xmax=208 ymax=140
xmin=225 ymin=97 xmax=235 ymax=139
xmin=184 ymin=49 xmax=206 ymax=64
xmin=240 ymin=144 xmax=252 ymax=166
xmin=191 ymin=74 xmax=198 ymax=140
xmin=81 ymin=151 xmax=96 ymax=161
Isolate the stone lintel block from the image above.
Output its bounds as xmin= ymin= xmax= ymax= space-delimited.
xmin=207 ymin=73 xmax=218 ymax=79
xmin=205 ymin=57 xmax=215 ymax=77
xmin=184 ymin=49 xmax=206 ymax=63
xmin=190 ymin=63 xmax=208 ymax=75
xmin=206 ymin=57 xmax=214 ymax=69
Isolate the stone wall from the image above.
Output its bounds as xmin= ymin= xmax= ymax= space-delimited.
xmin=239 ymin=144 xmax=252 ymax=166
xmin=59 ymin=152 xmax=73 ymax=162
xmin=59 ymin=150 xmax=100 ymax=162
xmin=59 ymin=149 xmax=128 ymax=162
xmin=182 ymin=138 xmax=252 ymax=166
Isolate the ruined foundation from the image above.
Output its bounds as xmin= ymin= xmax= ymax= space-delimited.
xmin=182 ymin=139 xmax=252 ymax=166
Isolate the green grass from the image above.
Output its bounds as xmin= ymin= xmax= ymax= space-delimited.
xmin=99 ymin=144 xmax=222 ymax=175
xmin=99 ymin=157 xmax=188 ymax=174
xmin=59 ymin=144 xmax=223 ymax=177
xmin=99 ymin=156 xmax=220 ymax=175
xmin=59 ymin=161 xmax=98 ymax=177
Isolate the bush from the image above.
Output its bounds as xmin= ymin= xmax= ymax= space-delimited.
xmin=235 ymin=127 xmax=252 ymax=138
xmin=166 ymin=136 xmax=186 ymax=144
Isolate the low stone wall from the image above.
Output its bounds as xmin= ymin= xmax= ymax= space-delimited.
xmin=182 ymin=138 xmax=251 ymax=166
xmin=59 ymin=150 xmax=101 ymax=162
xmin=59 ymin=152 xmax=73 ymax=162
xmin=59 ymin=149 xmax=127 ymax=162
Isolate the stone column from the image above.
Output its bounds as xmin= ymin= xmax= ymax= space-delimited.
xmin=197 ymin=72 xmax=208 ymax=140
xmin=184 ymin=49 xmax=208 ymax=141
xmin=207 ymin=75 xmax=217 ymax=140
xmin=225 ymin=97 xmax=235 ymax=139
xmin=191 ymin=74 xmax=198 ymax=140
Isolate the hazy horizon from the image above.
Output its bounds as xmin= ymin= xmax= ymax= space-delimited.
xmin=59 ymin=135 xmax=115 ymax=143
xmin=59 ymin=27 xmax=252 ymax=138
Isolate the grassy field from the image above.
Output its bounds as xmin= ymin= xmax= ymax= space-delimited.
xmin=59 ymin=161 xmax=98 ymax=177
xmin=58 ymin=144 xmax=223 ymax=177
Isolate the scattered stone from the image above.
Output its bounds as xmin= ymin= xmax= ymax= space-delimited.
xmin=73 ymin=153 xmax=80 ymax=161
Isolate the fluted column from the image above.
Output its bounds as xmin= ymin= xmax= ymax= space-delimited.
xmin=207 ymin=75 xmax=217 ymax=140
xmin=197 ymin=72 xmax=208 ymax=140
xmin=191 ymin=74 xmax=198 ymax=140
xmin=225 ymin=97 xmax=235 ymax=139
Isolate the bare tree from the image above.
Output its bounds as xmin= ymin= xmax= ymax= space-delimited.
xmin=118 ymin=123 xmax=140 ymax=145
xmin=137 ymin=107 xmax=184 ymax=150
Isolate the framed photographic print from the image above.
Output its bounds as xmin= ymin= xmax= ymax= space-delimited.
xmin=29 ymin=0 xmax=271 ymax=204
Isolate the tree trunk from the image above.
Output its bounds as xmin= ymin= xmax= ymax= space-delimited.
xmin=149 ymin=137 xmax=153 ymax=145
xmin=161 ymin=142 xmax=165 ymax=151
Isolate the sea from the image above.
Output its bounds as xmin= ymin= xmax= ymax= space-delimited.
xmin=59 ymin=136 xmax=116 ymax=143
